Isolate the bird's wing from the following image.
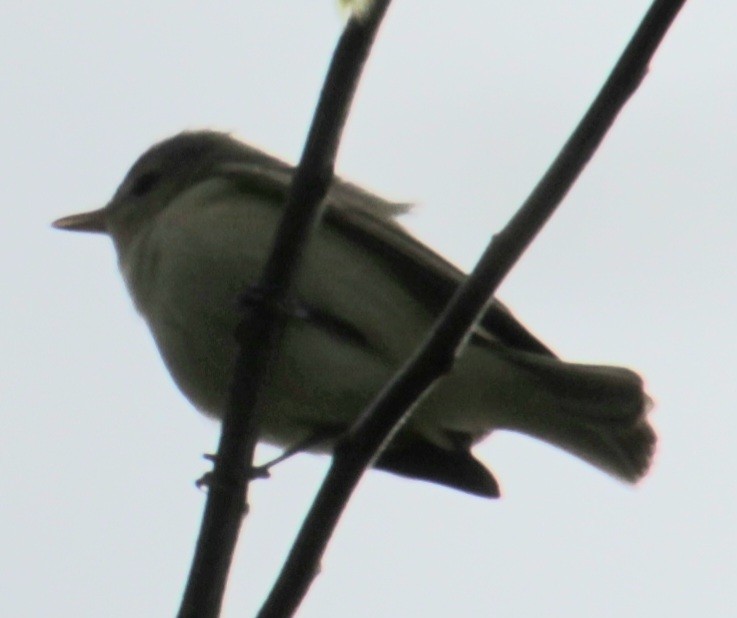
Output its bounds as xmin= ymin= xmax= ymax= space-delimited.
xmin=214 ymin=155 xmax=556 ymax=358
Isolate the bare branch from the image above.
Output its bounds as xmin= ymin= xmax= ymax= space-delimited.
xmin=176 ymin=2 xmax=393 ymax=617
xmin=257 ymin=1 xmax=687 ymax=616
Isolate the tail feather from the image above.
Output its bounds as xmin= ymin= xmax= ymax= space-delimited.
xmin=494 ymin=349 xmax=656 ymax=482
xmin=517 ymin=412 xmax=656 ymax=482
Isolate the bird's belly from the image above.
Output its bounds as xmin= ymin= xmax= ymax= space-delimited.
xmin=146 ymin=293 xmax=395 ymax=448
xmin=121 ymin=191 xmax=467 ymax=450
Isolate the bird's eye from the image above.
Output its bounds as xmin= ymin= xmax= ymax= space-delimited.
xmin=130 ymin=170 xmax=161 ymax=196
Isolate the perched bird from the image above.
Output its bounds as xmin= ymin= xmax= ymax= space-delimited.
xmin=53 ymin=131 xmax=655 ymax=497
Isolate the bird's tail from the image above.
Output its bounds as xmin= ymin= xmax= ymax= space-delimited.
xmin=490 ymin=348 xmax=655 ymax=482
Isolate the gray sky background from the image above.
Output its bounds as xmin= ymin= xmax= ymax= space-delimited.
xmin=3 ymin=1 xmax=736 ymax=616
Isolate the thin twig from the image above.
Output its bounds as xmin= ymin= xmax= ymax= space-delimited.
xmin=257 ymin=1 xmax=687 ymax=616
xmin=176 ymin=2 xmax=393 ymax=617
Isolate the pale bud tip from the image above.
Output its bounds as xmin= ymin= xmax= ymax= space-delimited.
xmin=337 ymin=0 xmax=377 ymax=21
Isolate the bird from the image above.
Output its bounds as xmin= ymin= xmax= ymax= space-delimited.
xmin=53 ymin=130 xmax=655 ymax=498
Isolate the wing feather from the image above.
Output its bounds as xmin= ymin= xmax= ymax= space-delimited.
xmin=214 ymin=154 xmax=555 ymax=358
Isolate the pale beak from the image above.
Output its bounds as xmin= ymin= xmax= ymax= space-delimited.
xmin=52 ymin=206 xmax=109 ymax=234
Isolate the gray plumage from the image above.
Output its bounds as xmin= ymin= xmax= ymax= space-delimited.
xmin=53 ymin=131 xmax=655 ymax=497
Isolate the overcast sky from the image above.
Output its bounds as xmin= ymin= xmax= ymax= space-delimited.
xmin=3 ymin=1 xmax=736 ymax=616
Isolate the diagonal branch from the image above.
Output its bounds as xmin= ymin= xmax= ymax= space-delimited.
xmin=176 ymin=2 xmax=393 ymax=617
xmin=257 ymin=1 xmax=687 ymax=616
